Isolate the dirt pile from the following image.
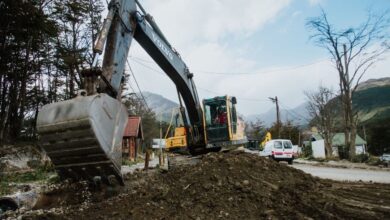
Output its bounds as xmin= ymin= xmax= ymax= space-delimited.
xmin=4 ymin=151 xmax=390 ymax=219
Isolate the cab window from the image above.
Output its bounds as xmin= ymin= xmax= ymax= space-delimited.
xmin=274 ymin=141 xmax=282 ymax=149
xmin=204 ymin=101 xmax=227 ymax=127
xmin=204 ymin=105 xmax=213 ymax=126
xmin=283 ymin=141 xmax=292 ymax=149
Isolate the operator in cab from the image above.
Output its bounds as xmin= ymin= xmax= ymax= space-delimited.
xmin=214 ymin=107 xmax=227 ymax=125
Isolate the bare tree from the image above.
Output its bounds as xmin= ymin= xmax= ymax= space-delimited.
xmin=305 ymin=86 xmax=338 ymax=158
xmin=306 ymin=9 xmax=390 ymax=158
xmin=245 ymin=118 xmax=266 ymax=140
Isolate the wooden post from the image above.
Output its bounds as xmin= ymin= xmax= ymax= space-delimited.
xmin=144 ymin=149 xmax=150 ymax=171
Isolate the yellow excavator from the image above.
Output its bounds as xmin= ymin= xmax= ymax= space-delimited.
xmin=36 ymin=0 xmax=247 ymax=185
xmin=261 ymin=132 xmax=272 ymax=147
xmin=165 ymin=97 xmax=246 ymax=151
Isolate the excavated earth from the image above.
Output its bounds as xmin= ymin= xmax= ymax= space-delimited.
xmin=3 ymin=151 xmax=390 ymax=220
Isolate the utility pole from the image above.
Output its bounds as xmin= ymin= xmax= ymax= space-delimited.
xmin=269 ymin=96 xmax=281 ymax=138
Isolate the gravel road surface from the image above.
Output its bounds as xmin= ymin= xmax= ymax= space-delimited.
xmin=292 ymin=163 xmax=390 ymax=183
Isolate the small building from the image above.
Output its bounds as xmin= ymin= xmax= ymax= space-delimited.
xmin=122 ymin=116 xmax=143 ymax=161
xmin=310 ymin=132 xmax=367 ymax=158
xmin=332 ymin=133 xmax=367 ymax=158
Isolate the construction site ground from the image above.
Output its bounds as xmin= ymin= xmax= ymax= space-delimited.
xmin=3 ymin=151 xmax=390 ymax=220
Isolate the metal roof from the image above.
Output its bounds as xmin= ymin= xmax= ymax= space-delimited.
xmin=311 ymin=133 xmax=366 ymax=146
xmin=123 ymin=116 xmax=143 ymax=139
xmin=332 ymin=133 xmax=366 ymax=146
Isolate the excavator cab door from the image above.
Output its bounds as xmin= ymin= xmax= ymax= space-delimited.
xmin=203 ymin=96 xmax=231 ymax=143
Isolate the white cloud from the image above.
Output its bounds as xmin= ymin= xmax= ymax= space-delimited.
xmin=292 ymin=10 xmax=302 ymax=18
xmin=127 ymin=0 xmax=292 ymax=112
xmin=142 ymin=0 xmax=291 ymax=48
xmin=123 ymin=0 xmax=390 ymax=117
xmin=308 ymin=0 xmax=324 ymax=6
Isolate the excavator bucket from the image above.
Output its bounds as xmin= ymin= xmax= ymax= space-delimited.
xmin=36 ymin=93 xmax=128 ymax=185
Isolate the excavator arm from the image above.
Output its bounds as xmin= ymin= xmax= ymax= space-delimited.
xmin=95 ymin=0 xmax=206 ymax=151
xmin=36 ymin=0 xmax=206 ymax=185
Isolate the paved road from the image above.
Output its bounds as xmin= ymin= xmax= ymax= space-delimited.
xmin=292 ymin=163 xmax=390 ymax=183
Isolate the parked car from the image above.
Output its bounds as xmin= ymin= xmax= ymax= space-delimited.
xmin=380 ymin=153 xmax=390 ymax=167
xmin=259 ymin=139 xmax=294 ymax=164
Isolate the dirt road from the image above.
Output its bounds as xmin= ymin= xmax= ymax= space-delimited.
xmin=292 ymin=163 xmax=390 ymax=183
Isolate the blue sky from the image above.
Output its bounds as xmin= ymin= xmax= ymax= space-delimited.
xmin=125 ymin=0 xmax=390 ymax=117
xmin=244 ymin=0 xmax=389 ymax=68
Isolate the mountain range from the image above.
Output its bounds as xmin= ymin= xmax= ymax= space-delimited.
xmin=142 ymin=92 xmax=179 ymax=122
xmin=245 ymin=102 xmax=310 ymax=127
xmin=140 ymin=92 xmax=311 ymax=125
xmin=140 ymin=77 xmax=390 ymax=126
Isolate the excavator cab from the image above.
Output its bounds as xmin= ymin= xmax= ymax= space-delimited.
xmin=203 ymin=96 xmax=238 ymax=145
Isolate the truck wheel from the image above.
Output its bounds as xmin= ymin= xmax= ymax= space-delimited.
xmin=288 ymin=160 xmax=293 ymax=165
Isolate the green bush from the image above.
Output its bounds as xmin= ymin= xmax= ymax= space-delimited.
xmin=0 ymin=167 xmax=55 ymax=196
xmin=122 ymin=158 xmax=143 ymax=166
xmin=302 ymin=144 xmax=313 ymax=158
xmin=351 ymin=154 xmax=369 ymax=163
xmin=366 ymin=156 xmax=381 ymax=166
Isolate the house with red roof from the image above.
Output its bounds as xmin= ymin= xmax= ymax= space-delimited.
xmin=122 ymin=116 xmax=143 ymax=161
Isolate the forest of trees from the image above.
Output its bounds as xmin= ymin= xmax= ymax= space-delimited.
xmin=0 ymin=0 xmax=160 ymax=145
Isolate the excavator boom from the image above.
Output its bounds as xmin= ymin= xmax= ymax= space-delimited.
xmin=37 ymin=0 xmax=207 ymax=184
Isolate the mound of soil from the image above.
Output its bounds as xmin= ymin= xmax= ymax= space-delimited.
xmin=4 ymin=151 xmax=390 ymax=219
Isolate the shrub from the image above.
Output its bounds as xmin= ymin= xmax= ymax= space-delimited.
xmin=351 ymin=154 xmax=369 ymax=163
xmin=366 ymin=156 xmax=381 ymax=166
xmin=302 ymin=144 xmax=313 ymax=158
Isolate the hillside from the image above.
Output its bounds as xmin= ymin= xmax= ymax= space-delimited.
xmin=304 ymin=77 xmax=390 ymax=154
xmin=245 ymin=77 xmax=390 ymax=128
xmin=141 ymin=92 xmax=179 ymax=122
xmin=356 ymin=77 xmax=390 ymax=91
xmin=354 ymin=79 xmax=390 ymax=124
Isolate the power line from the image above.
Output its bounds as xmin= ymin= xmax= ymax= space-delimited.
xmin=196 ymin=87 xmax=269 ymax=102
xmin=126 ymin=60 xmax=151 ymax=111
xmin=280 ymin=107 xmax=304 ymax=121
xmin=197 ymin=87 xmax=222 ymax=95
xmin=130 ymin=58 xmax=165 ymax=76
xmin=129 ymin=55 xmax=155 ymax=64
xmin=130 ymin=57 xmax=270 ymax=103
xmin=196 ymin=59 xmax=328 ymax=75
xmin=278 ymin=101 xmax=310 ymax=122
xmin=129 ymin=55 xmax=329 ymax=76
